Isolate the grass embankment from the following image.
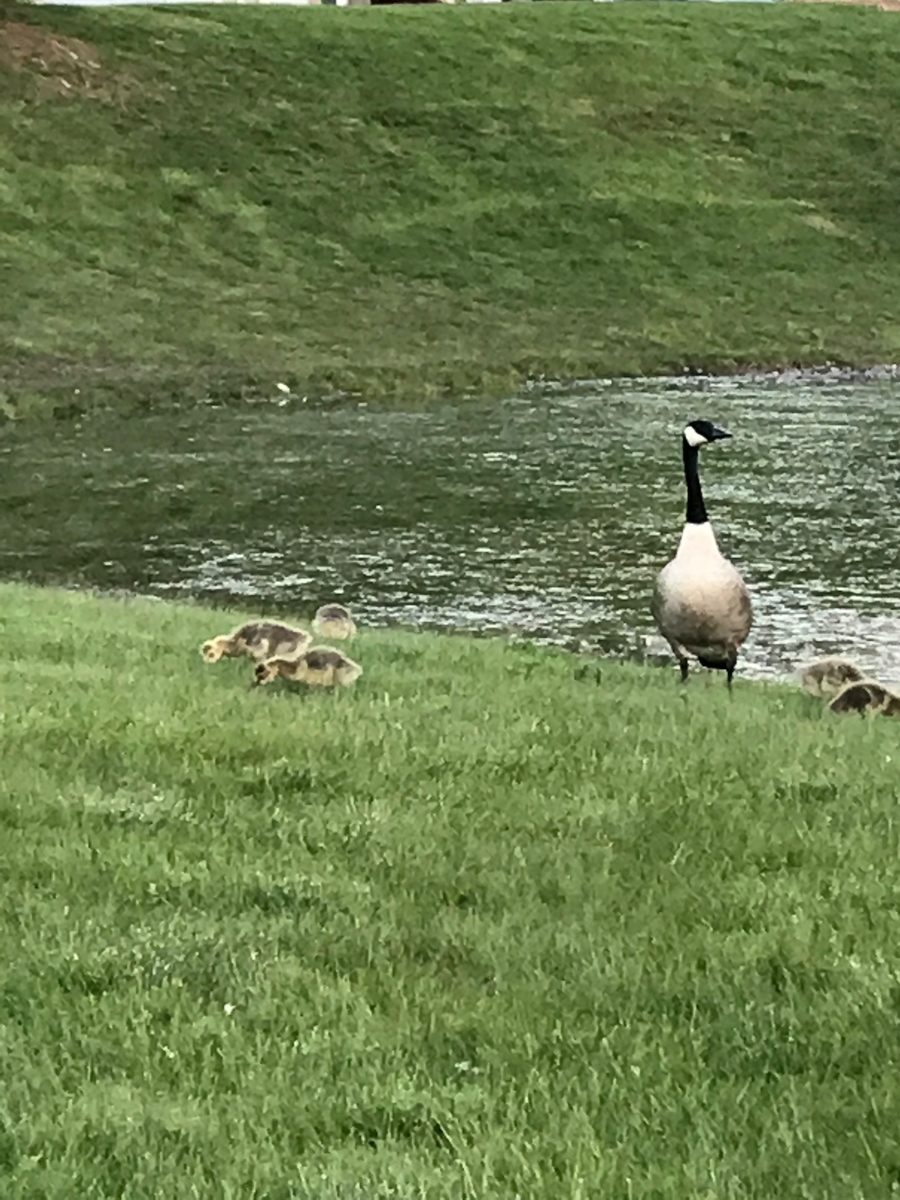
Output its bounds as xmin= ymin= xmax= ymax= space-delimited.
xmin=2 ymin=582 xmax=900 ymax=1195
xmin=1 ymin=3 xmax=900 ymax=413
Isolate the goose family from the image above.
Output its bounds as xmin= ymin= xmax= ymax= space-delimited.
xmin=194 ymin=488 xmax=886 ymax=714
xmin=202 ymin=620 xmax=312 ymax=664
xmin=652 ymin=419 xmax=753 ymax=688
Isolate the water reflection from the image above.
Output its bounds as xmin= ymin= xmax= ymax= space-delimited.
xmin=1 ymin=374 xmax=899 ymax=684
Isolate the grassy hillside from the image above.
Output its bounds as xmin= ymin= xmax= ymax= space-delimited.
xmin=1 ymin=1 xmax=900 ymax=409
xmin=2 ymin=582 xmax=900 ymax=1195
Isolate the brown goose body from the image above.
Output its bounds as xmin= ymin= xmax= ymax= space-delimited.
xmin=652 ymin=523 xmax=752 ymax=671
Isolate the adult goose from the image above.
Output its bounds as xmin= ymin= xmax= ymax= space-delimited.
xmin=651 ymin=419 xmax=752 ymax=688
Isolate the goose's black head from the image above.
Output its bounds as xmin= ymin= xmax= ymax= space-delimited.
xmin=683 ymin=419 xmax=731 ymax=448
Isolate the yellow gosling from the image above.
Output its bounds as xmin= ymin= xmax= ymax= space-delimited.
xmin=800 ymin=656 xmax=866 ymax=698
xmin=254 ymin=646 xmax=363 ymax=689
xmin=828 ymin=678 xmax=900 ymax=717
xmin=312 ymin=603 xmax=357 ymax=640
xmin=202 ymin=621 xmax=312 ymax=664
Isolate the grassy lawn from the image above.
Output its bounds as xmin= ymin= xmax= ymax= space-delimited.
xmin=1 ymin=1 xmax=900 ymax=410
xmin=2 ymin=581 xmax=900 ymax=1195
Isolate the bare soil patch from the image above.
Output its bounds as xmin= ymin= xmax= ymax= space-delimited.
xmin=0 ymin=20 xmax=131 ymax=101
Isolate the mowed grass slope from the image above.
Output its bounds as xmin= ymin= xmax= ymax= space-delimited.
xmin=1 ymin=2 xmax=900 ymax=409
xmin=2 ymin=582 xmax=900 ymax=1195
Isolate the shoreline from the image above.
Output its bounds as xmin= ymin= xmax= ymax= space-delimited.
xmin=1 ymin=359 xmax=898 ymax=420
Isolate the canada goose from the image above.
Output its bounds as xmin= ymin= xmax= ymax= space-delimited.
xmin=312 ymin=603 xmax=357 ymax=640
xmin=253 ymin=646 xmax=363 ymax=689
xmin=202 ymin=621 xmax=312 ymax=664
xmin=829 ymin=678 xmax=900 ymax=717
xmin=800 ymin=656 xmax=866 ymax=698
xmin=651 ymin=419 xmax=753 ymax=688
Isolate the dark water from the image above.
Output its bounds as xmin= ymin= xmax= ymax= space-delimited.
xmin=2 ymin=375 xmax=899 ymax=684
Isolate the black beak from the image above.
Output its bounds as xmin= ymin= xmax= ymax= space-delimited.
xmin=711 ymin=426 xmax=732 ymax=441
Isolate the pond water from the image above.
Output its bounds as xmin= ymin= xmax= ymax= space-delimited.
xmin=1 ymin=373 xmax=899 ymax=685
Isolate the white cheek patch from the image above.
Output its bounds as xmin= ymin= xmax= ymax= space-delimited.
xmin=683 ymin=425 xmax=708 ymax=447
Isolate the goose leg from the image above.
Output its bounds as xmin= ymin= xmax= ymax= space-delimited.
xmin=725 ymin=647 xmax=737 ymax=692
xmin=665 ymin=638 xmax=690 ymax=684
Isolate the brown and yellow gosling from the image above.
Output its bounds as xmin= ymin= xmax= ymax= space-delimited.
xmin=800 ymin=656 xmax=866 ymax=698
xmin=829 ymin=678 xmax=900 ymax=717
xmin=312 ymin=603 xmax=357 ymax=640
xmin=254 ymin=646 xmax=363 ymax=689
xmin=202 ymin=621 xmax=312 ymax=664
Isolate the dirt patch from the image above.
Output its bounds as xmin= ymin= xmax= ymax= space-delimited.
xmin=0 ymin=20 xmax=131 ymax=101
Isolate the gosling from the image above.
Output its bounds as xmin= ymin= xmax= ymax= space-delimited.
xmin=800 ymin=656 xmax=866 ymax=698
xmin=202 ymin=621 xmax=312 ymax=664
xmin=312 ymin=603 xmax=357 ymax=640
xmin=254 ymin=646 xmax=363 ymax=689
xmin=829 ymin=679 xmax=900 ymax=717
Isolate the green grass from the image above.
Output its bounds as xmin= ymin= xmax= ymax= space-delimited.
xmin=1 ymin=2 xmax=900 ymax=412
xmin=3 ymin=581 xmax=900 ymax=1195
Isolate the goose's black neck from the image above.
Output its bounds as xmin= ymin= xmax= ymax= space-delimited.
xmin=682 ymin=438 xmax=708 ymax=525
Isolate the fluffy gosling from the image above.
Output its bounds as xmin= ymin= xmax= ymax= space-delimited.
xmin=202 ymin=621 xmax=312 ymax=664
xmin=312 ymin=603 xmax=357 ymax=640
xmin=800 ymin=656 xmax=866 ymax=698
xmin=829 ymin=678 xmax=900 ymax=717
xmin=254 ymin=646 xmax=363 ymax=689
